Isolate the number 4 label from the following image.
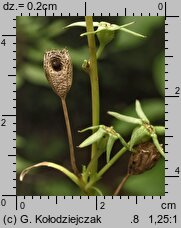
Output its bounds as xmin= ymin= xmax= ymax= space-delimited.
xmin=1 ymin=39 xmax=6 ymax=46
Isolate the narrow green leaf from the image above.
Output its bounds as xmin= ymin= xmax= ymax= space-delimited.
xmin=19 ymin=162 xmax=80 ymax=186
xmin=108 ymin=111 xmax=142 ymax=125
xmin=79 ymin=127 xmax=106 ymax=148
xmin=135 ymin=100 xmax=149 ymax=123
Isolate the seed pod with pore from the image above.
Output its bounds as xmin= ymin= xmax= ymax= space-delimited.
xmin=43 ymin=49 xmax=72 ymax=99
xmin=128 ymin=142 xmax=161 ymax=175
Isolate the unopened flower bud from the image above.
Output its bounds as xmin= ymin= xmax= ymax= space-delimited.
xmin=96 ymin=27 xmax=115 ymax=47
xmin=44 ymin=49 xmax=72 ymax=99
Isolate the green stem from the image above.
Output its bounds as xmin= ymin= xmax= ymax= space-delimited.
xmin=86 ymin=146 xmax=127 ymax=190
xmin=85 ymin=149 xmax=103 ymax=180
xmin=96 ymin=44 xmax=105 ymax=60
xmin=85 ymin=16 xmax=100 ymax=176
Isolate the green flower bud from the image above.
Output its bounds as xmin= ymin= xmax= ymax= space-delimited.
xmin=96 ymin=29 xmax=115 ymax=47
xmin=129 ymin=126 xmax=150 ymax=150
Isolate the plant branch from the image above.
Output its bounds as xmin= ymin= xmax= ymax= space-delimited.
xmin=61 ymin=98 xmax=80 ymax=176
xmin=85 ymin=16 xmax=100 ymax=176
xmin=85 ymin=146 xmax=128 ymax=189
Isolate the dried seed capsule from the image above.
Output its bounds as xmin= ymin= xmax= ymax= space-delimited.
xmin=43 ymin=49 xmax=72 ymax=99
xmin=128 ymin=142 xmax=160 ymax=175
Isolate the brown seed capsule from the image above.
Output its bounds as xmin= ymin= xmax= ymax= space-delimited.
xmin=128 ymin=142 xmax=160 ymax=175
xmin=43 ymin=49 xmax=72 ymax=99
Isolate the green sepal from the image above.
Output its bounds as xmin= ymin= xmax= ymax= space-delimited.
xmin=80 ymin=21 xmax=135 ymax=37
xmin=79 ymin=127 xmax=106 ymax=148
xmin=108 ymin=111 xmax=142 ymax=125
xmin=96 ymin=29 xmax=115 ymax=48
xmin=65 ymin=21 xmax=99 ymax=28
xmin=78 ymin=125 xmax=100 ymax=133
xmin=97 ymin=134 xmax=109 ymax=153
xmin=106 ymin=135 xmax=117 ymax=163
xmin=130 ymin=126 xmax=150 ymax=150
xmin=107 ymin=21 xmax=135 ymax=31
xmin=154 ymin=126 xmax=165 ymax=136
xmin=135 ymin=100 xmax=149 ymax=123
xmin=151 ymin=133 xmax=165 ymax=158
xmin=118 ymin=134 xmax=130 ymax=149
xmin=119 ymin=27 xmax=146 ymax=38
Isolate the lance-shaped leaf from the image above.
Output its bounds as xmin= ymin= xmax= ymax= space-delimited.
xmin=154 ymin=126 xmax=165 ymax=136
xmin=130 ymin=126 xmax=150 ymax=150
xmin=106 ymin=135 xmax=117 ymax=163
xmin=108 ymin=111 xmax=142 ymax=125
xmin=19 ymin=162 xmax=80 ymax=186
xmin=79 ymin=127 xmax=106 ymax=148
xmin=135 ymin=100 xmax=149 ymax=123
xmin=151 ymin=133 xmax=165 ymax=157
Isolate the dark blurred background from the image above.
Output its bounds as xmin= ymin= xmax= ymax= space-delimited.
xmin=17 ymin=16 xmax=165 ymax=196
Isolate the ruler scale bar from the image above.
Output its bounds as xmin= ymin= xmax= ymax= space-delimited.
xmin=0 ymin=0 xmax=181 ymax=227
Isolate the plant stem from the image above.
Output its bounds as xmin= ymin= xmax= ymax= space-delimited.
xmin=85 ymin=146 xmax=127 ymax=189
xmin=96 ymin=44 xmax=105 ymax=60
xmin=85 ymin=149 xmax=103 ymax=180
xmin=85 ymin=16 xmax=100 ymax=176
xmin=98 ymin=147 xmax=127 ymax=178
xmin=61 ymin=98 xmax=79 ymax=176
xmin=113 ymin=173 xmax=130 ymax=196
